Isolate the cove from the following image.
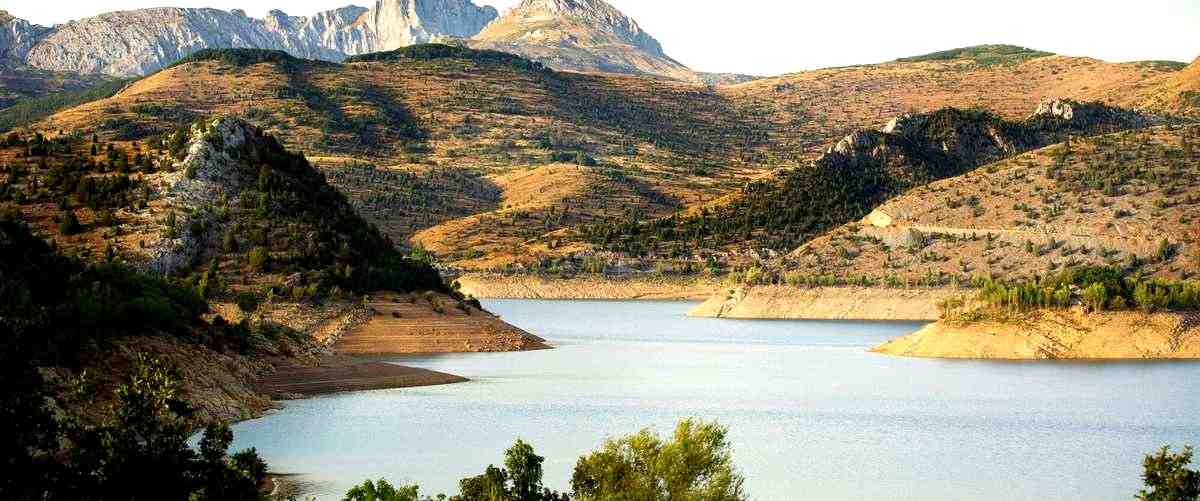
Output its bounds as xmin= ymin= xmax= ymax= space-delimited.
xmin=229 ymin=300 xmax=1200 ymax=500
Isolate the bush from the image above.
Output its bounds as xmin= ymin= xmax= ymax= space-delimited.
xmin=571 ymin=419 xmax=745 ymax=501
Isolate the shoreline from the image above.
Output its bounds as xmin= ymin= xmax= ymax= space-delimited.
xmin=872 ymin=309 xmax=1200 ymax=360
xmin=455 ymin=273 xmax=721 ymax=301
xmin=257 ymin=356 xmax=470 ymax=399
xmin=688 ymin=285 xmax=964 ymax=321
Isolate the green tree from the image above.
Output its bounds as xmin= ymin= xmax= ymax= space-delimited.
xmin=344 ymin=479 xmax=422 ymax=501
xmin=58 ymin=211 xmax=82 ymax=235
xmin=571 ymin=419 xmax=746 ymax=501
xmin=506 ymin=439 xmax=545 ymax=501
xmin=235 ymin=291 xmax=260 ymax=319
xmin=1081 ymin=283 xmax=1108 ymax=312
xmin=1139 ymin=446 xmax=1200 ymax=501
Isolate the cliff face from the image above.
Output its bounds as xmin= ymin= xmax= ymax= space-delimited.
xmin=0 ymin=10 xmax=49 ymax=63
xmin=5 ymin=0 xmax=500 ymax=77
xmin=1 ymin=0 xmax=694 ymax=81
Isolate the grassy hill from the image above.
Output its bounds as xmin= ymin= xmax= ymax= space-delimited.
xmin=23 ymin=45 xmax=1189 ymax=275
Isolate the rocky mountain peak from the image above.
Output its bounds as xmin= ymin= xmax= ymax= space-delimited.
xmin=366 ymin=0 xmax=498 ymax=48
xmin=484 ymin=0 xmax=664 ymax=56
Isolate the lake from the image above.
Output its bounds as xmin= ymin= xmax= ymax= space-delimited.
xmin=230 ymin=300 xmax=1200 ymax=500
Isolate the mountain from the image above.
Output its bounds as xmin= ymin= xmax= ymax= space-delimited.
xmin=1 ymin=1 xmax=499 ymax=77
xmin=470 ymin=0 xmax=695 ymax=81
xmin=0 ymin=0 xmax=696 ymax=81
xmin=18 ymin=45 xmax=1182 ymax=277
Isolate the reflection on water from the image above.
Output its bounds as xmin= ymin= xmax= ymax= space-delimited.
xmin=231 ymin=300 xmax=1200 ymax=500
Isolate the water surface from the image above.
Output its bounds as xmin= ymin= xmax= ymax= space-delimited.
xmin=231 ymin=300 xmax=1200 ymax=500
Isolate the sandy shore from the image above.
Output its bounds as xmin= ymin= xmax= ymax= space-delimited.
xmin=689 ymin=285 xmax=962 ymax=321
xmin=455 ymin=273 xmax=721 ymax=301
xmin=873 ymin=309 xmax=1200 ymax=360
xmin=258 ymin=357 xmax=467 ymax=398
xmin=333 ymin=292 xmax=548 ymax=354
xmin=248 ymin=291 xmax=545 ymax=406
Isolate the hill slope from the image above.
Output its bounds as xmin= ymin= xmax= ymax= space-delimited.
xmin=575 ymin=100 xmax=1158 ymax=266
xmin=25 ymin=46 xmax=1187 ymax=277
xmin=692 ymin=124 xmax=1200 ymax=320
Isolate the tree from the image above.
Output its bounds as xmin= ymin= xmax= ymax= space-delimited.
xmin=454 ymin=440 xmax=567 ymax=501
xmin=1139 ymin=446 xmax=1200 ymax=501
xmin=571 ymin=419 xmax=746 ymax=501
xmin=234 ymin=291 xmax=260 ymax=319
xmin=344 ymin=479 xmax=422 ymax=501
xmin=58 ymin=211 xmax=82 ymax=235
xmin=1081 ymin=283 xmax=1108 ymax=312
xmin=506 ymin=439 xmax=545 ymax=501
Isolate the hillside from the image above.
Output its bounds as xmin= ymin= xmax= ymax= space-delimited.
xmin=0 ymin=115 xmax=547 ymax=410
xmin=693 ymin=124 xmax=1200 ymax=320
xmin=1127 ymin=56 xmax=1200 ymax=117
xmin=0 ymin=65 xmax=114 ymax=110
xmin=768 ymin=124 xmax=1199 ymax=286
xmin=23 ymin=45 xmax=1190 ymax=281
xmin=574 ymin=100 xmax=1158 ymax=270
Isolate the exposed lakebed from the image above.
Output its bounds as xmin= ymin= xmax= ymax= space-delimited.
xmin=231 ymin=300 xmax=1200 ymax=500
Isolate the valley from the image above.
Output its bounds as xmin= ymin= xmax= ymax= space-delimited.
xmin=1 ymin=0 xmax=1199 ymax=498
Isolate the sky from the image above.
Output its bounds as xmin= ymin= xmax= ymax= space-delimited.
xmin=5 ymin=0 xmax=1198 ymax=75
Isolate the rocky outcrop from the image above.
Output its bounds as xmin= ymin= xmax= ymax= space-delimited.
xmin=5 ymin=1 xmax=500 ymax=77
xmin=1028 ymin=98 xmax=1156 ymax=131
xmin=818 ymin=100 xmax=1156 ymax=183
xmin=366 ymin=0 xmax=497 ymax=48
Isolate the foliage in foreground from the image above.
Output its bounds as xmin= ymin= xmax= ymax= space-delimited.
xmin=1139 ymin=446 xmax=1200 ymax=501
xmin=0 ymin=353 xmax=266 ymax=500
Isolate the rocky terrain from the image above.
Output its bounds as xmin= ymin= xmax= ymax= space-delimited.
xmin=0 ymin=0 xmax=699 ymax=81
xmin=470 ymin=0 xmax=696 ymax=81
xmin=0 ymin=2 xmax=498 ymax=77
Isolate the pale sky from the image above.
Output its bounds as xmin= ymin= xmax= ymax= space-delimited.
xmin=4 ymin=0 xmax=1198 ymax=75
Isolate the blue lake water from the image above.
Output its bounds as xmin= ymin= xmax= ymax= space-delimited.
xmin=230 ymin=300 xmax=1200 ymax=500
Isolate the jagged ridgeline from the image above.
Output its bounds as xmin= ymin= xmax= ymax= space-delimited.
xmin=580 ymin=100 xmax=1156 ymax=255
xmin=153 ymin=117 xmax=445 ymax=297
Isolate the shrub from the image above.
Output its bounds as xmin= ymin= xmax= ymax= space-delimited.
xmin=247 ymin=246 xmax=270 ymax=271
xmin=571 ymin=419 xmax=745 ymax=501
